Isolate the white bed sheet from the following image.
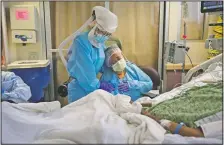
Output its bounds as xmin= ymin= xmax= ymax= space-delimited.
xmin=163 ymin=134 xmax=222 ymax=144
xmin=136 ymin=62 xmax=222 ymax=105
xmin=2 ymin=90 xmax=165 ymax=144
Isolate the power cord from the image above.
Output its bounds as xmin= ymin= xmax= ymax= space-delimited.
xmin=183 ymin=49 xmax=194 ymax=68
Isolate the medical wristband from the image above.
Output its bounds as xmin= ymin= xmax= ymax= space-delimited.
xmin=174 ymin=122 xmax=185 ymax=134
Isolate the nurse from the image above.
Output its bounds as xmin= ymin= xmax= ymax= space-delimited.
xmin=100 ymin=44 xmax=153 ymax=101
xmin=67 ymin=6 xmax=118 ymax=103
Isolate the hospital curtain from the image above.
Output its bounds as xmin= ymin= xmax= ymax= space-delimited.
xmin=1 ymin=29 xmax=5 ymax=65
xmin=110 ymin=2 xmax=160 ymax=68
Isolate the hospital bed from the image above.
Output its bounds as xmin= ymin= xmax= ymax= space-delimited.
xmin=2 ymin=56 xmax=222 ymax=144
xmin=136 ymin=54 xmax=223 ymax=143
xmin=150 ymin=53 xmax=222 ymax=104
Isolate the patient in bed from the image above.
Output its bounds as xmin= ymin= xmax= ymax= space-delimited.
xmin=141 ymin=109 xmax=222 ymax=141
xmin=99 ymin=44 xmax=153 ymax=101
xmin=1 ymin=71 xmax=31 ymax=103
xmin=139 ymin=82 xmax=222 ymax=142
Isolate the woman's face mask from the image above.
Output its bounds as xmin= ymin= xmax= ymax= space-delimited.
xmin=112 ymin=58 xmax=126 ymax=72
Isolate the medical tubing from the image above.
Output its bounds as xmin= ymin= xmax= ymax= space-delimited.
xmin=183 ymin=49 xmax=193 ymax=68
xmin=57 ymin=16 xmax=94 ymax=69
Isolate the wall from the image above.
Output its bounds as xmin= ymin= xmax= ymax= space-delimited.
xmin=3 ymin=2 xmax=46 ymax=63
xmin=168 ymin=2 xmax=208 ymax=64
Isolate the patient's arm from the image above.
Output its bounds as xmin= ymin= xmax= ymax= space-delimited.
xmin=141 ymin=111 xmax=204 ymax=137
xmin=168 ymin=122 xmax=204 ymax=137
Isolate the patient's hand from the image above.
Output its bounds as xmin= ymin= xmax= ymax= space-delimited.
xmin=129 ymin=101 xmax=152 ymax=107
xmin=141 ymin=110 xmax=161 ymax=123
xmin=141 ymin=102 xmax=152 ymax=107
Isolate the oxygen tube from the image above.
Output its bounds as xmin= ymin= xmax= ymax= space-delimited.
xmin=57 ymin=16 xmax=95 ymax=70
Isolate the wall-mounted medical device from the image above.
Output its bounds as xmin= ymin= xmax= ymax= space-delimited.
xmin=201 ymin=1 xmax=223 ymax=13
xmin=200 ymin=1 xmax=223 ymax=51
xmin=205 ymin=35 xmax=223 ymax=50
xmin=164 ymin=41 xmax=190 ymax=64
xmin=10 ymin=5 xmax=37 ymax=44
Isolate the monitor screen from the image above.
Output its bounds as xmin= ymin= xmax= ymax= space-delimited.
xmin=201 ymin=1 xmax=223 ymax=13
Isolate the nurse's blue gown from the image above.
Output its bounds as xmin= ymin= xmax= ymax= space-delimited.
xmin=67 ymin=32 xmax=105 ymax=103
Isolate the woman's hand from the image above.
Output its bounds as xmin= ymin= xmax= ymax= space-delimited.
xmin=99 ymin=81 xmax=115 ymax=93
xmin=118 ymin=81 xmax=129 ymax=92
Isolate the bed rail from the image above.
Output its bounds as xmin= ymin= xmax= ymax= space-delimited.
xmin=183 ymin=53 xmax=223 ymax=83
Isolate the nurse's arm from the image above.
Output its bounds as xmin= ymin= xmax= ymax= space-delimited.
xmin=68 ymin=39 xmax=100 ymax=93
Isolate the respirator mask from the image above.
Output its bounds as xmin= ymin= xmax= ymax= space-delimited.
xmin=112 ymin=58 xmax=126 ymax=72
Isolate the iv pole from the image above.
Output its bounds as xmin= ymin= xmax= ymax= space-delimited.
xmin=181 ymin=21 xmax=187 ymax=83
xmin=181 ymin=2 xmax=188 ymax=83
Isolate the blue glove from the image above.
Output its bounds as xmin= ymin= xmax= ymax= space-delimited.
xmin=99 ymin=81 xmax=115 ymax=93
xmin=118 ymin=81 xmax=129 ymax=93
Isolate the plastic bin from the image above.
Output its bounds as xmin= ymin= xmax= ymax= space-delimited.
xmin=7 ymin=60 xmax=50 ymax=102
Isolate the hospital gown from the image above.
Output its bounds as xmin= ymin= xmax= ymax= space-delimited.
xmin=100 ymin=61 xmax=153 ymax=101
xmin=1 ymin=71 xmax=31 ymax=103
xmin=67 ymin=31 xmax=105 ymax=103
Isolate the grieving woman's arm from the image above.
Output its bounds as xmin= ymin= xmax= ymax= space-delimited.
xmin=126 ymin=63 xmax=153 ymax=93
xmin=141 ymin=110 xmax=204 ymax=137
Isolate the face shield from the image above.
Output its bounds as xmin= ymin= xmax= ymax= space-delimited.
xmin=88 ymin=24 xmax=112 ymax=48
xmin=95 ymin=24 xmax=112 ymax=37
